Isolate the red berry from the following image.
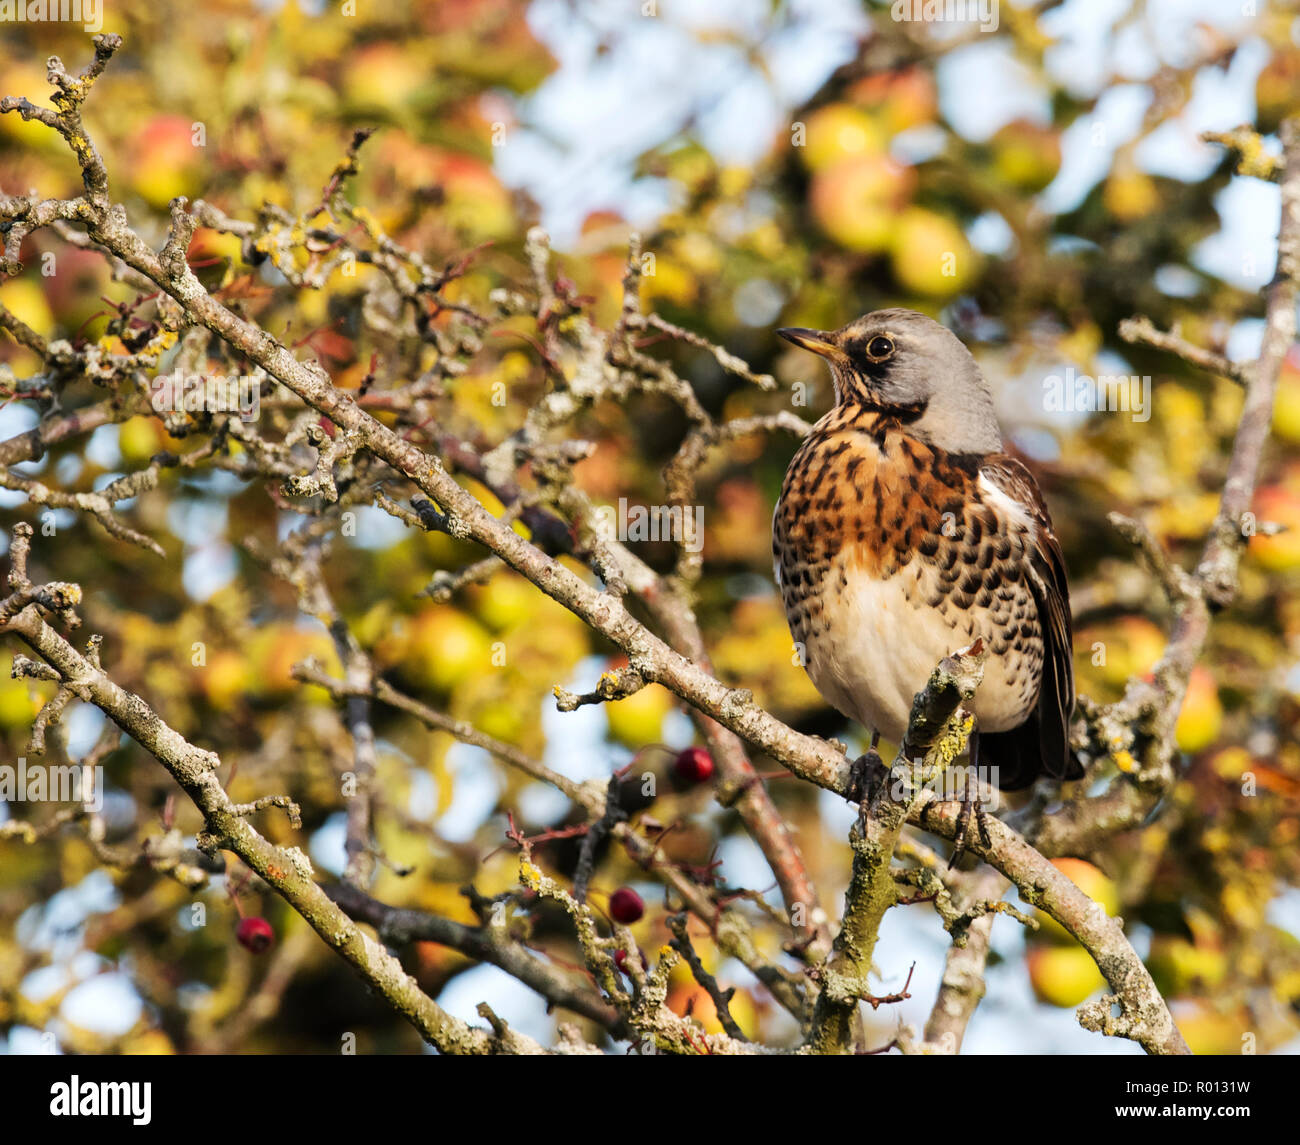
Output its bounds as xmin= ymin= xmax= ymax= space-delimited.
xmin=609 ymin=887 xmax=644 ymax=924
xmin=614 ymin=947 xmax=646 ymax=974
xmin=674 ymin=746 xmax=714 ymax=784
xmin=236 ymin=916 xmax=274 ymax=953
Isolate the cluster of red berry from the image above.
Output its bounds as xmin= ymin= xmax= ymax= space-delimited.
xmin=608 ymin=745 xmax=715 ymax=975
xmin=228 ymin=747 xmax=715 ymax=958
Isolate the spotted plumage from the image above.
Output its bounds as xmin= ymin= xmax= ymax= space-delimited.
xmin=773 ymin=310 xmax=1079 ymax=790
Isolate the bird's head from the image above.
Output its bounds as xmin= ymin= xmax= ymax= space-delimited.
xmin=778 ymin=308 xmax=1003 ymax=455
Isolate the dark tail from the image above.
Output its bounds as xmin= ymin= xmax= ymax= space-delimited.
xmin=976 ymin=708 xmax=1084 ymax=792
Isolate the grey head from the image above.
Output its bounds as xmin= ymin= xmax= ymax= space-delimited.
xmin=778 ymin=308 xmax=1003 ymax=456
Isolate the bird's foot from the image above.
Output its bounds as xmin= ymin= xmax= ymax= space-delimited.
xmin=948 ymin=774 xmax=993 ymax=868
xmin=847 ymin=747 xmax=889 ymax=810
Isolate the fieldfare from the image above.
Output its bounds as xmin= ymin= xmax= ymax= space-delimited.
xmin=773 ymin=309 xmax=1081 ymax=802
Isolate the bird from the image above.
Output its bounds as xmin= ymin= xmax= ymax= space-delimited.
xmin=772 ymin=309 xmax=1081 ymax=818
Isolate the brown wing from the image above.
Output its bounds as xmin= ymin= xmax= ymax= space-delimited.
xmin=978 ymin=455 xmax=1080 ymax=787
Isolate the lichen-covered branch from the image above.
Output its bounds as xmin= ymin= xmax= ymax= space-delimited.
xmin=806 ymin=642 xmax=986 ymax=1055
xmin=915 ymin=797 xmax=1189 ymax=1054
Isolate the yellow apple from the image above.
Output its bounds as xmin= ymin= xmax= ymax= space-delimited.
xmin=1027 ymin=944 xmax=1105 ymax=1008
xmin=1272 ymin=352 xmax=1300 ymax=444
xmin=665 ymin=982 xmax=758 ymax=1039
xmin=1249 ymin=484 xmax=1300 ymax=571
xmin=1034 ymin=857 xmax=1120 ymax=944
xmin=0 ymin=278 xmax=54 ymax=340
xmin=809 ymin=156 xmax=915 ymax=254
xmin=343 ymin=43 xmax=429 ymax=118
xmin=889 ymin=207 xmax=977 ymax=296
xmin=121 ymin=1029 xmax=174 ymax=1055
xmin=991 ymin=120 xmax=1061 ymax=193
xmin=847 ymin=68 xmax=937 ymax=134
xmin=1174 ymin=666 xmax=1223 ymax=753
xmin=798 ymin=104 xmax=886 ymax=172
xmin=1103 ymin=171 xmax=1161 ymax=221
xmin=118 ymin=417 xmax=171 ymax=466
xmin=0 ymin=675 xmax=43 ymax=729
xmin=605 ymin=683 xmax=673 ymax=749
xmin=1078 ymin=615 xmax=1166 ymax=691
xmin=468 ymin=574 xmax=535 ymax=633
xmin=473 ymin=698 xmax=527 ymax=743
xmin=1173 ymin=1002 xmax=1247 ymax=1055
xmin=248 ymin=624 xmax=340 ymax=701
xmin=0 ymin=65 xmax=65 ymax=154
xmin=187 ymin=227 xmax=245 ymax=289
xmin=129 ymin=115 xmax=206 ymax=210
xmin=200 ymin=649 xmax=250 ymax=712
xmin=398 ymin=608 xmax=493 ymax=693
xmin=1147 ymin=935 xmax=1228 ymax=997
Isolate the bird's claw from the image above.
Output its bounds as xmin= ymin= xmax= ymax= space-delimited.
xmin=948 ymin=779 xmax=993 ymax=868
xmin=847 ymin=747 xmax=890 ymax=811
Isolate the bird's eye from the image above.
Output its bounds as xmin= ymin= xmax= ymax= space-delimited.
xmin=866 ymin=335 xmax=894 ymax=360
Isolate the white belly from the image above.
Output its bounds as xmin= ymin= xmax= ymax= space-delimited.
xmin=801 ymin=562 xmax=1037 ymax=746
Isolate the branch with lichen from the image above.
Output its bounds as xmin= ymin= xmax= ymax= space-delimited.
xmin=806 ymin=641 xmax=986 ymax=1054
xmin=520 ymin=854 xmax=771 ymax=1054
xmin=0 ymin=464 xmax=167 ymax=557
xmin=913 ymin=796 xmax=1188 ymax=1054
xmin=917 ymin=868 xmax=1011 ymax=1054
xmin=326 ymin=881 xmax=627 ymax=1038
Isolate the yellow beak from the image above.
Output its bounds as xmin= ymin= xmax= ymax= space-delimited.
xmin=777 ymin=327 xmax=840 ymax=360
